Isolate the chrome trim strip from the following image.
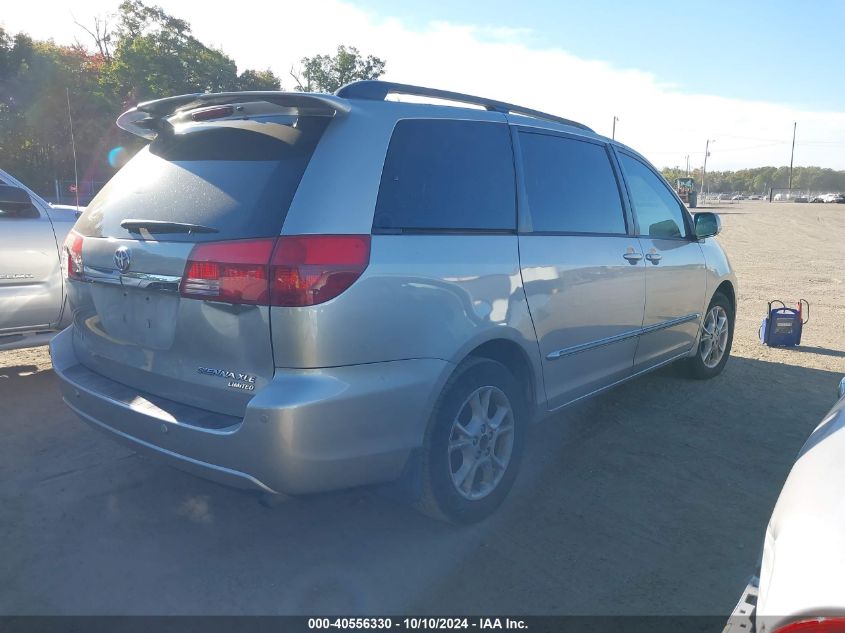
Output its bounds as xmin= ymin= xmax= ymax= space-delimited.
xmin=82 ymin=265 xmax=182 ymax=292
xmin=546 ymin=313 xmax=701 ymax=360
xmin=641 ymin=312 xmax=701 ymax=335
xmin=546 ymin=329 xmax=640 ymax=360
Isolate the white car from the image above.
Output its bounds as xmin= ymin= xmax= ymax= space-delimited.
xmin=727 ymin=378 xmax=845 ymax=633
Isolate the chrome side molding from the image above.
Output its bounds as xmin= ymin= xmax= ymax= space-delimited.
xmin=546 ymin=313 xmax=701 ymax=360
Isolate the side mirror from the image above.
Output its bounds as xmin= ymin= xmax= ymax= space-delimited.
xmin=0 ymin=185 xmax=37 ymax=218
xmin=694 ymin=212 xmax=721 ymax=239
xmin=838 ymin=376 xmax=845 ymax=400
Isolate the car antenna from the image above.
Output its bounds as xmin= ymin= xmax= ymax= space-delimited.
xmin=66 ymin=87 xmax=80 ymax=211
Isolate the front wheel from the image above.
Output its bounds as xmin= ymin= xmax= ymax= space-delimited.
xmin=682 ymin=292 xmax=734 ymax=379
xmin=415 ymin=357 xmax=526 ymax=523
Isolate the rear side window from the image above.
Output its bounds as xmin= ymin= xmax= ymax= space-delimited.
xmin=74 ymin=117 xmax=329 ymax=242
xmin=0 ymin=186 xmax=38 ymax=219
xmin=618 ymin=153 xmax=689 ymax=239
xmin=374 ymin=119 xmax=515 ymax=231
xmin=519 ymin=132 xmax=626 ymax=234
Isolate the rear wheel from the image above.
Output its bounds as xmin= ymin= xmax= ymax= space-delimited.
xmin=683 ymin=292 xmax=734 ymax=379
xmin=416 ymin=357 xmax=526 ymax=523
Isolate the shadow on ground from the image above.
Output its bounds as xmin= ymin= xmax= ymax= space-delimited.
xmin=0 ymin=354 xmax=841 ymax=615
xmin=0 ymin=364 xmax=39 ymax=379
xmin=794 ymin=346 xmax=845 ymax=359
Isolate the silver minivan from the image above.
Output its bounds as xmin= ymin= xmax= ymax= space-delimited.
xmin=51 ymin=81 xmax=736 ymax=522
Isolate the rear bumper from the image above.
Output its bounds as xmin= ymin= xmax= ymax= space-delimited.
xmin=50 ymin=327 xmax=449 ymax=495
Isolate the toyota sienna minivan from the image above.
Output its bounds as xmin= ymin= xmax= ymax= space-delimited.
xmin=51 ymin=80 xmax=736 ymax=523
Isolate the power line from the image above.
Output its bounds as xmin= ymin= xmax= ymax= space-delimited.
xmin=648 ymin=141 xmax=785 ymax=155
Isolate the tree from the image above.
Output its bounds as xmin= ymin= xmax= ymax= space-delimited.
xmin=660 ymin=165 xmax=845 ymax=195
xmin=0 ymin=4 xmax=285 ymax=197
xmin=291 ymin=45 xmax=385 ymax=93
xmin=73 ymin=14 xmax=114 ymax=63
xmin=0 ymin=35 xmax=118 ymax=193
xmin=237 ymin=68 xmax=281 ymax=91
xmin=105 ymin=0 xmax=240 ymax=100
xmin=2 ymin=2 xmax=380 ymax=199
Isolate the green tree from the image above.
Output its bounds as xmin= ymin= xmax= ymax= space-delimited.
xmin=236 ymin=68 xmax=281 ymax=91
xmin=661 ymin=165 xmax=845 ymax=195
xmin=106 ymin=0 xmax=240 ymax=99
xmin=0 ymin=33 xmax=117 ymax=193
xmin=0 ymin=2 xmax=288 ymax=197
xmin=291 ymin=44 xmax=385 ymax=93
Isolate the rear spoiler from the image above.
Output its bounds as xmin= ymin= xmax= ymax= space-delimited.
xmin=116 ymin=91 xmax=351 ymax=140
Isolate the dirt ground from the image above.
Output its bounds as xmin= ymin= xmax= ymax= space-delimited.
xmin=1 ymin=201 xmax=843 ymax=615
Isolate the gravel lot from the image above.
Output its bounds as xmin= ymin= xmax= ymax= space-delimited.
xmin=1 ymin=201 xmax=843 ymax=615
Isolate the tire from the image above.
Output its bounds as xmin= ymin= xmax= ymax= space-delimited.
xmin=415 ymin=357 xmax=526 ymax=524
xmin=682 ymin=292 xmax=734 ymax=379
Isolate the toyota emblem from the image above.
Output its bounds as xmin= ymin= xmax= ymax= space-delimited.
xmin=114 ymin=246 xmax=131 ymax=273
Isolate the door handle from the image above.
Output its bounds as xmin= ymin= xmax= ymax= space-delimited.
xmin=645 ymin=252 xmax=663 ymax=264
xmin=622 ymin=252 xmax=643 ymax=263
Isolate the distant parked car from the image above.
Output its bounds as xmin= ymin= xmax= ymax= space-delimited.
xmin=0 ymin=168 xmax=79 ymax=350
xmin=832 ymin=193 xmax=845 ymax=204
xmin=810 ymin=194 xmax=826 ymax=203
xmin=794 ymin=195 xmax=809 ymax=203
xmin=731 ymin=194 xmax=745 ymax=201
xmin=727 ymin=378 xmax=845 ymax=633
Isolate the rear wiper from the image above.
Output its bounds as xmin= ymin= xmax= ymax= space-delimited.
xmin=120 ymin=219 xmax=219 ymax=234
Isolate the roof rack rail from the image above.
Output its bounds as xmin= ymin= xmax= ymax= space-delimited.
xmin=335 ymin=80 xmax=593 ymax=132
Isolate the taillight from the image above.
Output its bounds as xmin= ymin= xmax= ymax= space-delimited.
xmin=775 ymin=618 xmax=845 ymax=633
xmin=179 ymin=235 xmax=370 ymax=307
xmin=64 ymin=232 xmax=84 ymax=279
xmin=270 ymin=235 xmax=370 ymax=307
xmin=180 ymin=239 xmax=275 ymax=304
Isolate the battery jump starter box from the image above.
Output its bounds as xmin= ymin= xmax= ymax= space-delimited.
xmin=759 ymin=300 xmax=809 ymax=347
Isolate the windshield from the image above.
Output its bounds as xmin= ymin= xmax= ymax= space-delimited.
xmin=74 ymin=117 xmax=329 ymax=242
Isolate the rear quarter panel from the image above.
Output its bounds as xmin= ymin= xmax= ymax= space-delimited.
xmin=270 ymin=234 xmax=539 ymax=371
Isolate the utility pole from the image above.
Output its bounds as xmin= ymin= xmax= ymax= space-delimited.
xmin=700 ymin=139 xmax=713 ymax=195
xmin=66 ymin=87 xmax=80 ymax=209
xmin=788 ymin=121 xmax=797 ymax=190
xmin=685 ymin=155 xmax=690 ymax=176
xmin=612 ymin=115 xmax=618 ymax=140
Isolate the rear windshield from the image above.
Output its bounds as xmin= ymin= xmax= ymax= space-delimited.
xmin=75 ymin=117 xmax=329 ymax=242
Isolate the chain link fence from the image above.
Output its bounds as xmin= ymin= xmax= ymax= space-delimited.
xmin=50 ymin=179 xmax=107 ymax=206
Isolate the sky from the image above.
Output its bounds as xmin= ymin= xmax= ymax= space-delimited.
xmin=4 ymin=0 xmax=845 ymax=170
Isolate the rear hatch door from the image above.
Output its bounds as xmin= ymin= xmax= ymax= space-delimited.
xmin=69 ymin=107 xmax=331 ymax=417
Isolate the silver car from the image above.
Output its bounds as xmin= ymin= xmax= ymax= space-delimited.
xmin=0 ymin=168 xmax=78 ymax=350
xmin=50 ymin=81 xmax=736 ymax=522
